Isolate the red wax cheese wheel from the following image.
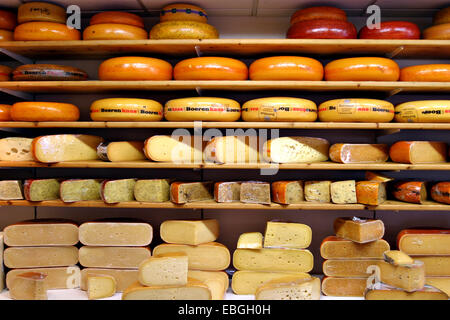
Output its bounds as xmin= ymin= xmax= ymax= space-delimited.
xmin=359 ymin=21 xmax=420 ymax=39
xmin=173 ymin=57 xmax=248 ymax=80
xmin=12 ymin=64 xmax=88 ymax=81
xmin=98 ymin=57 xmax=173 ymax=81
xmin=249 ymin=56 xmax=323 ymax=81
xmin=324 ymin=57 xmax=400 ymax=81
xmin=287 ymin=19 xmax=357 ymax=39
xmin=389 ymin=141 xmax=447 ymax=164
xmin=11 ymin=102 xmax=80 ymax=121
xmin=14 ymin=22 xmax=81 ymax=41
xmin=0 ymin=29 xmax=13 ymax=41
xmin=160 ymin=3 xmax=208 ymax=23
xmin=423 ymin=23 xmax=450 ymax=40
xmin=0 ymin=104 xmax=12 ymax=120
xmin=392 ymin=181 xmax=427 ymax=204
xmin=0 ymin=10 xmax=17 ymax=31
xmin=83 ymin=24 xmax=148 ymax=40
xmin=431 ymin=182 xmax=450 ymax=204
xmin=89 ymin=11 xmax=144 ymax=28
xmin=400 ymin=64 xmax=450 ymax=82
xmin=290 ymin=6 xmax=347 ymax=25
xmin=0 ymin=65 xmax=12 ymax=81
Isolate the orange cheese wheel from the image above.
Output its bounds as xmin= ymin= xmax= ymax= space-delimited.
xmin=89 ymin=11 xmax=144 ymax=28
xmin=0 ymin=10 xmax=17 ymax=31
xmin=0 ymin=29 xmax=13 ymax=41
xmin=0 ymin=65 xmax=12 ymax=81
xmin=389 ymin=141 xmax=447 ymax=164
xmin=18 ymin=2 xmax=66 ymax=24
xmin=98 ymin=57 xmax=173 ymax=81
xmin=0 ymin=104 xmax=12 ymax=121
xmin=290 ymin=6 xmax=347 ymax=25
xmin=11 ymin=102 xmax=80 ymax=121
xmin=431 ymin=182 xmax=450 ymax=204
xmin=324 ymin=57 xmax=400 ymax=81
xmin=249 ymin=56 xmax=323 ymax=81
xmin=160 ymin=3 xmax=208 ymax=23
xmin=14 ymin=22 xmax=81 ymax=41
xmin=400 ymin=64 xmax=450 ymax=82
xmin=83 ymin=23 xmax=148 ymax=40
xmin=149 ymin=21 xmax=218 ymax=39
xmin=423 ymin=23 xmax=450 ymax=40
xmin=433 ymin=7 xmax=450 ymax=25
xmin=173 ymin=57 xmax=248 ymax=80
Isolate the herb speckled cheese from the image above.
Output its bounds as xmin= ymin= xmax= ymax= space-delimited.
xmin=0 ymin=180 xmax=23 ymax=200
xmin=240 ymin=181 xmax=271 ymax=204
xmin=170 ymin=181 xmax=213 ymax=204
xmin=271 ymin=181 xmax=304 ymax=204
xmin=0 ymin=137 xmax=34 ymax=161
xmin=330 ymin=180 xmax=357 ymax=204
xmin=4 ymin=246 xmax=79 ymax=268
xmin=263 ymin=136 xmax=329 ymax=163
xmin=60 ymin=179 xmax=102 ymax=203
xmin=24 ymin=179 xmax=60 ymax=201
xmin=101 ymin=179 xmax=136 ymax=203
xmin=134 ymin=179 xmax=170 ymax=202
xmin=304 ymin=181 xmax=331 ymax=203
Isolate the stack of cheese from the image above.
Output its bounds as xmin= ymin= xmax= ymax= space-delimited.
xmin=0 ymin=9 xmax=16 ymax=41
xmin=78 ymin=219 xmax=153 ymax=299
xmin=321 ymin=217 xmax=389 ymax=297
xmin=232 ymin=221 xmax=319 ymax=300
xmin=3 ymin=219 xmax=81 ymax=299
xmin=83 ymin=11 xmax=147 ymax=40
xmin=424 ymin=7 xmax=450 ymax=40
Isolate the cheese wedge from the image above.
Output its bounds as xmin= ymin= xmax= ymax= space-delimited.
xmin=255 ymin=276 xmax=321 ymax=300
xmin=321 ymin=277 xmax=367 ymax=297
xmin=204 ymin=135 xmax=259 ymax=163
xmin=9 ymin=272 xmax=48 ymax=300
xmin=7 ymin=266 xmax=81 ymax=290
xmin=97 ymin=141 xmax=145 ymax=162
xmin=187 ymin=270 xmax=229 ymax=297
xmin=79 ymin=246 xmax=151 ymax=269
xmin=389 ymin=141 xmax=448 ymax=164
xmin=60 ymin=179 xmax=102 ymax=202
xmin=378 ymin=260 xmax=425 ymax=292
xmin=138 ymin=253 xmax=188 ymax=286
xmin=417 ymin=256 xmax=450 ymax=276
xmin=329 ymin=143 xmax=389 ymax=163
xmin=144 ymin=135 xmax=203 ymax=163
xmin=214 ymin=181 xmax=241 ymax=202
xmin=87 ymin=275 xmax=117 ymax=299
xmin=333 ymin=217 xmax=385 ymax=243
xmin=240 ymin=181 xmax=271 ymax=204
xmin=263 ymin=221 xmax=312 ymax=249
xmin=426 ymin=277 xmax=450 ymax=296
xmin=271 ymin=181 xmax=304 ymax=204
xmin=323 ymin=259 xmax=381 ymax=277
xmin=398 ymin=229 xmax=450 ymax=255
xmin=4 ymin=246 xmax=78 ymax=268
xmin=365 ymin=282 xmax=448 ymax=300
xmin=263 ymin=136 xmax=329 ymax=163
xmin=237 ymin=232 xmax=263 ymax=249
xmin=0 ymin=180 xmax=23 ymax=200
xmin=134 ymin=179 xmax=170 ymax=202
xmin=304 ymin=181 xmax=331 ymax=203
xmin=81 ymin=268 xmax=138 ymax=292
xmin=24 ymin=179 xmax=60 ymax=201
xmin=356 ymin=181 xmax=387 ymax=205
xmin=383 ymin=250 xmax=414 ymax=266
xmin=160 ymin=219 xmax=219 ymax=245
xmin=170 ymin=182 xmax=213 ymax=204
xmin=320 ymin=236 xmax=390 ymax=259
xmin=365 ymin=171 xmax=394 ymax=183
xmin=330 ymin=180 xmax=357 ymax=204
xmin=101 ymin=179 xmax=136 ymax=203
xmin=0 ymin=137 xmax=34 ymax=161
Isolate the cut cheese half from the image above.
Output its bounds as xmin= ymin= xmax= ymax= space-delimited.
xmin=304 ymin=180 xmax=331 ymax=203
xmin=330 ymin=180 xmax=357 ymax=204
xmin=170 ymin=181 xmax=213 ymax=204
xmin=4 ymin=246 xmax=78 ymax=268
xmin=389 ymin=141 xmax=447 ymax=164
xmin=90 ymin=98 xmax=163 ymax=122
xmin=271 ymin=180 xmax=304 ymax=204
xmin=144 ymin=135 xmax=203 ymax=163
xmin=97 ymin=141 xmax=145 ymax=162
xmin=263 ymin=136 xmax=329 ymax=163
xmin=0 ymin=137 xmax=33 ymax=161
xmin=204 ymin=135 xmax=260 ymax=163
xmin=160 ymin=219 xmax=219 ymax=245
xmin=79 ymin=221 xmax=153 ymax=246
xmin=378 ymin=260 xmax=425 ymax=292
xmin=329 ymin=143 xmax=389 ymax=163
xmin=78 ymin=246 xmax=151 ymax=269
xmin=240 ymin=181 xmax=271 ymax=204
xmin=214 ymin=181 xmax=241 ymax=202
xmin=138 ymin=253 xmax=188 ymax=286
xmin=101 ymin=179 xmax=136 ymax=203
xmin=263 ymin=221 xmax=312 ymax=249
xmin=60 ymin=179 xmax=102 ymax=202
xmin=318 ymin=99 xmax=394 ymax=123
xmin=87 ymin=275 xmax=117 ymax=299
xmin=255 ymin=276 xmax=321 ymax=300
xmin=134 ymin=179 xmax=170 ymax=202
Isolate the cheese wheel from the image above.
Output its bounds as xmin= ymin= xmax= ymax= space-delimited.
xmin=356 ymin=181 xmax=387 ymax=205
xmin=358 ymin=21 xmax=420 ymax=39
xmin=249 ymin=56 xmax=323 ymax=81
xmin=0 ymin=65 xmax=12 ymax=81
xmin=89 ymin=11 xmax=144 ymax=28
xmin=329 ymin=144 xmax=389 ymax=163
xmin=164 ymin=97 xmax=240 ymax=121
xmin=423 ymin=23 xmax=450 ymax=40
xmin=14 ymin=22 xmax=81 ymax=41
xmin=150 ymin=21 xmax=218 ymax=40
xmin=0 ymin=29 xmax=13 ymax=41
xmin=322 ymin=277 xmax=366 ymax=297
xmin=389 ymin=141 xmax=447 ymax=164
xmin=18 ymin=2 xmax=66 ymax=24
xmin=174 ymin=57 xmax=248 ymax=80
xmin=392 ymin=181 xmax=427 ymax=204
xmin=433 ymin=7 xmax=450 ymax=25
xmin=431 ymin=182 xmax=450 ymax=204
xmin=318 ymin=98 xmax=394 ymax=123
xmin=324 ymin=57 xmax=400 ymax=81
xmin=242 ymin=97 xmax=317 ymax=122
xmin=90 ymin=98 xmax=163 ymax=122
xmin=83 ymin=23 xmax=148 ymax=40
xmin=0 ymin=10 xmax=17 ymax=31
xmin=394 ymin=100 xmax=450 ymax=123
xmin=400 ymin=64 xmax=450 ymax=82
xmin=12 ymin=64 xmax=88 ymax=81
xmin=160 ymin=3 xmax=208 ymax=23
xmin=290 ymin=6 xmax=347 ymax=25
xmin=0 ymin=104 xmax=12 ymax=120
xmin=320 ymin=236 xmax=390 ymax=259
xmin=11 ymin=102 xmax=80 ymax=121
xmin=98 ymin=57 xmax=172 ymax=81
xmin=287 ymin=19 xmax=357 ymax=39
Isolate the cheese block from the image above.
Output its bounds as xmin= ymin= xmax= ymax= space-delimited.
xmin=423 ymin=23 xmax=450 ymax=40
xmin=101 ymin=179 xmax=136 ymax=203
xmin=322 ymin=277 xmax=367 ymax=297
xmin=263 ymin=137 xmax=329 ymax=163
xmin=397 ymin=229 xmax=450 ymax=255
xmin=23 ymin=179 xmax=60 ymax=201
xmin=255 ymin=276 xmax=320 ymax=300
xmin=263 ymin=221 xmax=312 ymax=249
xmin=138 ymin=253 xmax=188 ymax=286
xmin=323 ymin=259 xmax=381 ymax=277
xmin=271 ymin=181 xmax=304 ymax=204
xmin=392 ymin=181 xmax=427 ymax=204
xmin=173 ymin=57 xmax=248 ymax=80
xmin=383 ymin=250 xmax=414 ymax=266
xmin=187 ymin=270 xmax=229 ymax=294
xmin=426 ymin=277 xmax=450 ymax=296
xmin=379 ymin=260 xmax=425 ymax=292
xmin=394 ymin=100 xmax=450 ymax=123
xmin=81 ymin=268 xmax=138 ymax=292
xmin=415 ymin=256 xmax=450 ymax=276
xmin=152 ymin=243 xmax=230 ymax=271
xmin=9 ymin=272 xmax=48 ymax=300
xmin=144 ymin=135 xmax=203 ymax=163
xmin=4 ymin=219 xmax=78 ymax=246
xmin=98 ymin=57 xmax=172 ymax=81
xmin=87 ymin=275 xmax=116 ymax=300
xmin=90 ymin=11 xmax=144 ymax=27
xmin=333 ymin=217 xmax=385 ymax=243
xmin=32 ymin=134 xmax=103 ymax=163
xmin=389 ymin=141 xmax=447 ymax=164
xmin=79 ymin=220 xmax=153 ymax=246
xmin=318 ymin=98 xmax=395 ymax=123
xmin=11 ymin=102 xmax=80 ymax=121
xmin=304 ymin=180 xmax=331 ymax=203
xmin=359 ymin=21 xmax=421 ymax=39
xmin=14 ymin=22 xmax=81 ymax=41
xmin=324 ymin=57 xmax=400 ymax=81
xmin=363 ymin=176 xmax=393 ymax=204
xmin=364 ymin=171 xmax=394 ymax=183
xmin=4 ymin=246 xmax=78 ymax=268
xmin=60 ymin=179 xmax=102 ymax=202
xmin=79 ymin=246 xmax=151 ymax=269
xmin=0 ymin=104 xmax=12 ymax=120
xmin=12 ymin=64 xmax=88 ymax=81
xmin=249 ymin=56 xmax=323 ymax=81
xmin=0 ymin=10 xmax=17 ymax=31
xmin=0 ymin=233 xmax=3 ymax=291
xmin=160 ymin=3 xmax=208 ymax=23
xmin=150 ymin=21 xmax=218 ymax=39
xmin=97 ymin=141 xmax=145 ymax=162
xmin=204 ymin=136 xmax=259 ymax=163
xmin=329 ymin=143 xmax=389 ymax=163
xmin=330 ymin=180 xmax=357 ymax=204
xmin=0 ymin=180 xmax=23 ymax=200
xmin=240 ymin=181 xmax=271 ymax=204
xmin=287 ymin=19 xmax=357 ymax=39
xmin=233 ymin=248 xmax=313 ymax=273
xmin=188 ymin=274 xmax=225 ymax=300
xmin=290 ymin=6 xmax=347 ymax=24
xmin=0 ymin=65 xmax=12 ymax=81
xmin=434 ymin=7 xmax=450 ymax=25
xmin=83 ymin=23 xmax=148 ymax=40
xmin=320 ymin=236 xmax=390 ymax=259
xmin=237 ymin=232 xmax=263 ymax=249
xmin=241 ymin=97 xmax=317 ymax=122
xmin=214 ymin=181 xmax=241 ymax=202
xmin=170 ymin=182 xmax=213 ymax=204
xmin=164 ymin=97 xmax=241 ymax=121
xmin=0 ymin=29 xmax=13 ymax=41
xmin=400 ymin=64 xmax=450 ymax=82
xmin=160 ymin=219 xmax=219 ymax=245
xmin=90 ymin=98 xmax=163 ymax=122
xmin=431 ymin=182 xmax=450 ymax=204
xmin=18 ymin=2 xmax=66 ymax=24
xmin=122 ymin=279 xmax=211 ymax=300
xmin=134 ymin=179 xmax=170 ymax=202
xmin=364 ymin=282 xmax=448 ymax=300
xmin=7 ymin=266 xmax=81 ymax=290
xmin=0 ymin=137 xmax=34 ymax=161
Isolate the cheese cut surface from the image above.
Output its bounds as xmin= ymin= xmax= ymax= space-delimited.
xmin=134 ymin=179 xmax=170 ymax=202
xmin=318 ymin=99 xmax=394 ymax=123
xmin=0 ymin=180 xmax=23 ymax=200
xmin=173 ymin=57 xmax=248 ymax=80
xmin=323 ymin=259 xmax=381 ymax=277
xmin=417 ymin=256 xmax=450 ymax=276
xmin=90 ymin=11 xmax=144 ymax=28
xmin=389 ymin=141 xmax=448 ymax=164
xmin=144 ymin=135 xmax=203 ymax=163
xmin=7 ymin=266 xmax=81 ymax=290
xmin=138 ymin=253 xmax=188 ymax=287
xmin=60 ymin=179 xmax=102 ymax=202
xmin=321 ymin=277 xmax=366 ymax=297
xmin=18 ymin=2 xmax=66 ymax=24
xmin=160 ymin=219 xmax=219 ymax=245
xmin=398 ymin=230 xmax=450 ymax=255
xmin=333 ymin=217 xmax=385 ymax=243
xmin=97 ymin=141 xmax=145 ymax=162
xmin=79 ymin=246 xmax=151 ymax=269
xmin=170 ymin=182 xmax=213 ymax=204
xmin=0 ymin=104 xmax=12 ymax=120
xmin=364 ymin=283 xmax=448 ymax=300
xmin=14 ymin=22 xmax=81 ymax=41
xmin=379 ymin=260 xmax=425 ymax=292
xmin=98 ymin=57 xmax=173 ymax=81
xmin=271 ymin=181 xmax=304 ymax=204
xmin=255 ymin=276 xmax=321 ymax=300
xmin=263 ymin=137 xmax=329 ymax=163
xmin=24 ymin=179 xmax=60 ymax=202
xmin=204 ymin=136 xmax=259 ymax=164
xmin=187 ymin=270 xmax=229 ymax=294
xmin=81 ymin=268 xmax=138 ymax=292
xmin=263 ymin=221 xmax=312 ymax=249
xmin=11 ymin=101 xmax=80 ymax=121
xmin=214 ymin=181 xmax=241 ymax=202
xmin=0 ymin=137 xmax=33 ymax=161
xmin=4 ymin=246 xmax=78 ymax=268
xmin=160 ymin=3 xmax=208 ymax=23
xmin=87 ymin=275 xmax=117 ymax=299
xmin=90 ymin=98 xmax=163 ymax=122
xmin=329 ymin=144 xmax=389 ymax=163
xmin=9 ymin=272 xmax=48 ymax=300
xmin=394 ymin=100 xmax=450 ymax=123
xmin=79 ymin=221 xmax=153 ymax=246
xmin=324 ymin=57 xmax=400 ymax=81
xmin=356 ymin=181 xmax=387 ymax=206
xmin=237 ymin=232 xmax=263 ymax=249
xmin=83 ymin=23 xmax=148 ymax=40
xmin=431 ymin=182 xmax=450 ymax=204
xmin=425 ymin=277 xmax=450 ymax=296
xmin=240 ymin=181 xmax=271 ymax=204
xmin=150 ymin=21 xmax=219 ymax=39
xmin=101 ymin=179 xmax=136 ymax=203
xmin=330 ymin=180 xmax=357 ymax=204
xmin=392 ymin=181 xmax=427 ymax=204
xmin=12 ymin=64 xmax=88 ymax=81
xmin=304 ymin=181 xmax=331 ymax=203
xmin=320 ymin=236 xmax=390 ymax=259
xmin=383 ymin=250 xmax=414 ymax=266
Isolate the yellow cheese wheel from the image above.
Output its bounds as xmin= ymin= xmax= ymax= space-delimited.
xmin=98 ymin=57 xmax=173 ymax=81
xmin=394 ymin=100 xmax=450 ymax=123
xmin=89 ymin=11 xmax=144 ymax=28
xmin=150 ymin=21 xmax=218 ymax=39
xmin=164 ymin=97 xmax=241 ymax=121
xmin=14 ymin=22 xmax=81 ymax=41
xmin=0 ymin=10 xmax=17 ymax=31
xmin=318 ymin=99 xmax=395 ymax=122
xmin=0 ymin=29 xmax=13 ymax=41
xmin=18 ymin=2 xmax=67 ymax=24
xmin=0 ymin=65 xmax=12 ymax=81
xmin=90 ymin=98 xmax=163 ymax=122
xmin=160 ymin=3 xmax=208 ymax=23
xmin=242 ymin=97 xmax=317 ymax=122
xmin=11 ymin=102 xmax=80 ymax=121
xmin=83 ymin=23 xmax=148 ymax=40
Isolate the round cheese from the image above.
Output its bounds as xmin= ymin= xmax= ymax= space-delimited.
xmin=11 ymin=102 xmax=80 ymax=121
xmin=287 ymin=19 xmax=357 ymax=39
xmin=164 ymin=97 xmax=241 ymax=121
xmin=400 ymin=64 xmax=450 ymax=82
xmin=0 ymin=29 xmax=13 ymax=41
xmin=90 ymin=98 xmax=163 ymax=122
xmin=83 ymin=23 xmax=148 ymax=40
xmin=89 ymin=11 xmax=144 ymax=28
xmin=394 ymin=100 xmax=450 ymax=123
xmin=150 ymin=21 xmax=218 ymax=39
xmin=249 ymin=56 xmax=323 ymax=81
xmin=423 ymin=23 xmax=450 ymax=40
xmin=0 ymin=104 xmax=12 ymax=121
xmin=160 ymin=3 xmax=208 ymax=23
xmin=318 ymin=99 xmax=394 ymax=122
xmin=18 ymin=2 xmax=67 ymax=24
xmin=14 ymin=22 xmax=81 ymax=41
xmin=324 ymin=57 xmax=400 ymax=81
xmin=12 ymin=64 xmax=88 ymax=81
xmin=358 ymin=21 xmax=420 ymax=39
xmin=174 ymin=57 xmax=248 ymax=80
xmin=242 ymin=97 xmax=317 ymax=122
xmin=0 ymin=65 xmax=12 ymax=81
xmin=433 ymin=7 xmax=450 ymax=25
xmin=0 ymin=10 xmax=17 ymax=31
xmin=290 ymin=6 xmax=347 ymax=24
xmin=98 ymin=57 xmax=173 ymax=81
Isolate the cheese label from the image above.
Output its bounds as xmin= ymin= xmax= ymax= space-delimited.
xmin=91 ymin=108 xmax=161 ymax=116
xmin=13 ymin=70 xmax=86 ymax=78
xmin=164 ymin=104 xmax=239 ymax=114
xmin=395 ymin=107 xmax=418 ymax=122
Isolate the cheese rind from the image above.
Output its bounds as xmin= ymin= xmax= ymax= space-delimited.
xmin=397 ymin=229 xmax=450 ymax=255
xmin=214 ymin=181 xmax=241 ymax=202
xmin=329 ymin=143 xmax=389 ymax=163
xmin=240 ymin=181 xmax=271 ymax=204
xmin=321 ymin=277 xmax=366 ymax=297
xmin=431 ymin=182 xmax=450 ymax=204
xmin=187 ymin=270 xmax=229 ymax=295
xmin=263 ymin=221 xmax=312 ymax=249
xmin=83 ymin=23 xmax=148 ymax=40
xmin=364 ymin=283 xmax=448 ymax=300
xmin=0 ymin=104 xmax=12 ymax=120
xmin=0 ymin=137 xmax=33 ymax=161
xmin=101 ymin=179 xmax=136 ymax=203
xmin=90 ymin=98 xmax=163 ymax=122
xmin=320 ymin=236 xmax=390 ymax=259
xmin=11 ymin=102 xmax=80 ymax=122
xmin=24 ymin=179 xmax=60 ymax=201
xmin=79 ymin=221 xmax=153 ymax=246
xmin=290 ymin=6 xmax=347 ymax=24
xmin=365 ymin=171 xmax=394 ymax=183
xmin=164 ymin=97 xmax=241 ymax=121
xmin=0 ymin=180 xmax=23 ymax=200
xmin=18 ymin=2 xmax=66 ymax=24
xmin=323 ymin=259 xmax=381 ymax=277
xmin=330 ymin=180 xmax=357 ymax=204
xmin=392 ymin=181 xmax=427 ymax=204
xmin=356 ymin=181 xmax=387 ymax=205
xmin=379 ymin=260 xmax=425 ymax=292
xmin=0 ymin=29 xmax=13 ymax=41
xmin=271 ymin=181 xmax=304 ymax=204
xmin=4 ymin=246 xmax=78 ymax=268
xmin=423 ymin=23 xmax=450 ymax=40
xmin=97 ymin=141 xmax=145 ymax=162
xmin=160 ymin=219 xmax=219 ymax=245
xmin=79 ymin=246 xmax=151 ymax=269
xmin=7 ymin=266 xmax=81 ymax=290
xmin=90 ymin=11 xmax=144 ymax=27
xmin=98 ymin=57 xmax=173 ymax=81
xmin=394 ymin=100 xmax=450 ymax=123
xmin=81 ymin=268 xmax=138 ymax=292
xmin=170 ymin=182 xmax=213 ymax=204
xmin=318 ymin=99 xmax=394 ymax=123
xmin=60 ymin=179 xmax=102 ymax=202
xmin=263 ymin=136 xmax=329 ymax=163
xmin=333 ymin=217 xmax=385 ymax=243
xmin=134 ymin=179 xmax=170 ymax=202
xmin=138 ymin=253 xmax=188 ymax=286
xmin=237 ymin=232 xmax=263 ymax=249
xmin=324 ymin=57 xmax=400 ymax=81
xmin=144 ymin=135 xmax=203 ymax=163
xmin=389 ymin=141 xmax=448 ymax=164
xmin=0 ymin=10 xmax=17 ymax=31
xmin=87 ymin=275 xmax=117 ymax=299
xmin=304 ymin=181 xmax=331 ymax=203
xmin=255 ymin=276 xmax=321 ymax=300
xmin=204 ymin=136 xmax=259 ymax=164
xmin=12 ymin=64 xmax=88 ymax=81
xmin=400 ymin=64 xmax=450 ymax=82
xmin=9 ymin=272 xmax=48 ymax=300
